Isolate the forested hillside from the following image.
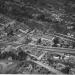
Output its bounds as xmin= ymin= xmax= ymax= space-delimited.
xmin=0 ymin=0 xmax=75 ymax=35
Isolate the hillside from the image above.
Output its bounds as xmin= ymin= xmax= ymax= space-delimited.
xmin=0 ymin=0 xmax=75 ymax=35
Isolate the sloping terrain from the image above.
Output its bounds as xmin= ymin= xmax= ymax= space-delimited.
xmin=0 ymin=0 xmax=75 ymax=35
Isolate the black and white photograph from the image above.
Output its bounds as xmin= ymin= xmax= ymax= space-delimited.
xmin=0 ymin=0 xmax=75 ymax=74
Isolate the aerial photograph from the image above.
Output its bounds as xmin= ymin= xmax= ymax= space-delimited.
xmin=0 ymin=0 xmax=75 ymax=74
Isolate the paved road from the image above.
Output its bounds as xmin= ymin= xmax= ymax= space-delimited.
xmin=22 ymin=45 xmax=75 ymax=54
xmin=31 ymin=60 xmax=63 ymax=74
